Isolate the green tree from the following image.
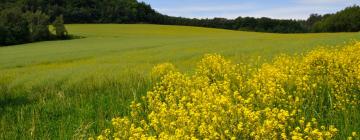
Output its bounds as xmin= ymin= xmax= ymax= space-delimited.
xmin=0 ymin=24 xmax=7 ymax=46
xmin=307 ymin=14 xmax=323 ymax=25
xmin=25 ymin=10 xmax=51 ymax=41
xmin=52 ymin=15 xmax=68 ymax=39
xmin=312 ymin=5 xmax=360 ymax=32
xmin=0 ymin=7 xmax=30 ymax=45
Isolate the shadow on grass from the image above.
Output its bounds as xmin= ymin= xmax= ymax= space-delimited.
xmin=0 ymin=34 xmax=85 ymax=47
xmin=0 ymin=94 xmax=32 ymax=115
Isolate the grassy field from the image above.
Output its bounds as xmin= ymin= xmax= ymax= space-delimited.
xmin=0 ymin=24 xmax=360 ymax=139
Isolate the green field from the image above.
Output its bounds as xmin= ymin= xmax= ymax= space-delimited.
xmin=1 ymin=24 xmax=360 ymax=139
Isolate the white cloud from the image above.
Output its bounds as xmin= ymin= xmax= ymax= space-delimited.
xmin=239 ymin=5 xmax=341 ymax=19
xmin=157 ymin=3 xmax=256 ymax=13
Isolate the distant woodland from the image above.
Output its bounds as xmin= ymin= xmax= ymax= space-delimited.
xmin=1 ymin=0 xmax=360 ymax=45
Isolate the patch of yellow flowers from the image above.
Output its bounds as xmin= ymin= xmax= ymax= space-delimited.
xmin=95 ymin=42 xmax=360 ymax=140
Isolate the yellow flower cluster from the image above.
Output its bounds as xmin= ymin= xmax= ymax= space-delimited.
xmin=150 ymin=63 xmax=177 ymax=79
xmin=95 ymin=42 xmax=360 ymax=140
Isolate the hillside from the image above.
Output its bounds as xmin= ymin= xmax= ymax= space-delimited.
xmin=2 ymin=24 xmax=360 ymax=69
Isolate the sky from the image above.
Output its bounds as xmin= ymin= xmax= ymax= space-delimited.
xmin=139 ymin=0 xmax=360 ymax=20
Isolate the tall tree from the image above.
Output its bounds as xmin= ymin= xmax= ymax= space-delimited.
xmin=312 ymin=5 xmax=360 ymax=32
xmin=25 ymin=10 xmax=51 ymax=41
xmin=52 ymin=15 xmax=68 ymax=39
xmin=0 ymin=7 xmax=30 ymax=45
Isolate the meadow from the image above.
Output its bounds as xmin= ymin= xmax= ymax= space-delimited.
xmin=0 ymin=24 xmax=360 ymax=139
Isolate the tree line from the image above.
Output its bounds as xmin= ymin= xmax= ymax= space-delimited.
xmin=1 ymin=0 xmax=359 ymax=46
xmin=152 ymin=16 xmax=307 ymax=33
xmin=153 ymin=5 xmax=360 ymax=33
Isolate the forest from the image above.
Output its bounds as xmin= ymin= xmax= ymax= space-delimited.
xmin=1 ymin=0 xmax=360 ymax=45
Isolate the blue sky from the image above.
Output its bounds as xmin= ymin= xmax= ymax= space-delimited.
xmin=139 ymin=0 xmax=360 ymax=19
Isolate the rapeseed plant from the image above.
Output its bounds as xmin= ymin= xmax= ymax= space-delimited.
xmin=95 ymin=42 xmax=360 ymax=140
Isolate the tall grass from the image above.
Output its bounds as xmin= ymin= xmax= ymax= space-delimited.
xmin=0 ymin=66 xmax=151 ymax=139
